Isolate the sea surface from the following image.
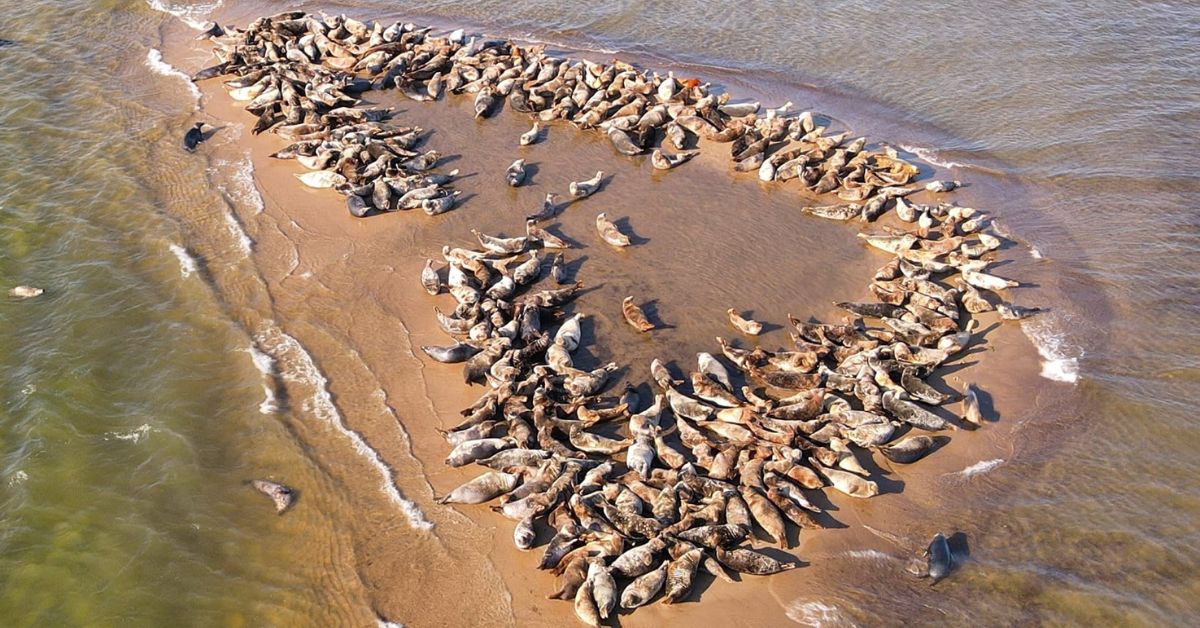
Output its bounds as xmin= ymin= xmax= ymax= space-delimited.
xmin=0 ymin=0 xmax=1196 ymax=625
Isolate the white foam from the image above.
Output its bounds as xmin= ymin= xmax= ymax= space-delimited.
xmin=377 ymin=621 xmax=406 ymax=628
xmin=900 ymin=143 xmax=968 ymax=169
xmin=951 ymin=458 xmax=1005 ymax=478
xmin=256 ymin=323 xmax=433 ymax=530
xmin=107 ymin=424 xmax=153 ymax=443
xmin=1030 ymin=247 xmax=1043 ymax=259
xmin=517 ymin=32 xmax=620 ymax=56
xmin=145 ymin=0 xmax=222 ymax=30
xmin=1022 ymin=318 xmax=1081 ymax=383
xmin=145 ymin=48 xmax=202 ymax=104
xmin=20 ymin=384 xmax=35 ymax=396
xmin=785 ymin=600 xmax=848 ymax=627
xmin=168 ymin=243 xmax=198 ymax=278
xmin=8 ymin=470 xmax=28 ymax=487
xmin=221 ymin=208 xmax=253 ymax=256
xmin=844 ymin=549 xmax=897 ymax=562
xmin=216 ymin=153 xmax=266 ymax=214
xmin=242 ymin=344 xmax=279 ymax=414
xmin=205 ymin=154 xmax=260 ymax=256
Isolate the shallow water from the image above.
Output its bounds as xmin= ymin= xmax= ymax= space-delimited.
xmin=1 ymin=0 xmax=1196 ymax=625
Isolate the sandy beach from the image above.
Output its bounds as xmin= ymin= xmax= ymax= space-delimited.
xmin=150 ymin=10 xmax=1071 ymax=624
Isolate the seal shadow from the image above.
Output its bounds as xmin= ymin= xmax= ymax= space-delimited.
xmin=625 ymin=381 xmax=655 ymax=410
xmin=200 ymin=125 xmax=226 ymax=142
xmin=870 ymin=462 xmax=906 ymax=496
xmin=592 ymin=171 xmax=619 ymax=194
xmin=522 ymin=161 xmax=540 ymax=185
xmin=674 ymin=569 xmax=719 ymax=607
xmin=801 ymin=488 xmax=844 ymax=518
xmin=638 ymin=299 xmax=675 ymax=330
xmin=556 ymin=253 xmax=588 ymax=283
xmin=947 ymin=531 xmax=971 ymax=569
xmin=973 ymin=385 xmax=1001 ymax=424
xmin=539 ymin=223 xmax=579 ymax=248
xmin=613 ymin=216 xmax=649 ymax=246
xmin=454 ymin=192 xmax=478 ymax=208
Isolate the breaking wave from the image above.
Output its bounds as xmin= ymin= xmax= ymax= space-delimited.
xmin=256 ymin=323 xmax=432 ymax=530
xmin=242 ymin=344 xmax=279 ymax=414
xmin=168 ymin=243 xmax=198 ymax=278
xmin=221 ymin=206 xmax=253 ymax=256
xmin=145 ymin=47 xmax=202 ymax=104
xmin=8 ymin=470 xmax=29 ymax=487
xmin=843 ymin=549 xmax=898 ymax=562
xmin=900 ymin=143 xmax=969 ymax=170
xmin=951 ymin=458 xmax=1005 ymax=478
xmin=145 ymin=0 xmax=221 ymax=30
xmin=1022 ymin=318 xmax=1082 ymax=383
xmin=106 ymin=424 xmax=153 ymax=443
xmin=785 ymin=600 xmax=851 ymax=627
xmin=215 ymin=152 xmax=266 ymax=215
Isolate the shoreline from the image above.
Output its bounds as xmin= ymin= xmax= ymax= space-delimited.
xmin=156 ymin=9 xmax=1079 ymax=626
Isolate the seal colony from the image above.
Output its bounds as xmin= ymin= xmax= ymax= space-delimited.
xmin=192 ymin=10 xmax=1041 ymax=622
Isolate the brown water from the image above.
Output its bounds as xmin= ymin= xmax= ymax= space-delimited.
xmin=1 ymin=0 xmax=1195 ymax=625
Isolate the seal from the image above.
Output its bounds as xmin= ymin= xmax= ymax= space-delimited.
xmin=520 ymin=122 xmax=541 ymax=146
xmin=650 ymin=148 xmax=700 ymax=170
xmin=183 ymin=122 xmax=206 ymax=151
xmin=569 ymin=171 xmax=604 ymax=199
xmin=962 ymin=382 xmax=984 ymax=426
xmin=505 ymin=158 xmax=527 ymax=187
xmin=527 ymin=220 xmax=569 ymax=249
xmin=661 ymin=546 xmax=703 ymax=603
xmin=248 ymin=479 xmax=296 ymax=514
xmin=473 ymin=86 xmax=496 ymax=118
xmin=437 ymin=470 xmax=520 ymax=504
xmin=8 ymin=285 xmax=43 ymax=299
xmin=727 ymin=308 xmax=763 ymax=335
xmin=527 ymin=193 xmax=559 ymax=222
xmin=588 ymin=560 xmax=618 ymax=619
xmin=998 ymin=302 xmax=1042 ymax=320
xmin=421 ymin=341 xmax=482 ymax=363
xmin=622 ymin=297 xmax=655 ymax=332
xmin=620 ymin=561 xmax=668 ymax=608
xmin=925 ymin=180 xmax=962 ymax=193
xmin=421 ymin=259 xmax=441 ymax=295
xmin=550 ymin=253 xmax=568 ymax=284
xmin=715 ymin=546 xmax=796 ymax=575
xmin=573 ymin=578 xmax=601 ymax=627
xmin=595 ymin=213 xmax=631 ymax=247
xmin=878 ymin=434 xmax=937 ymax=464
xmin=924 ymin=532 xmax=953 ymax=583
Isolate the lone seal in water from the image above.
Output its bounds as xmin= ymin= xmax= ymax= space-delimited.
xmin=9 ymin=285 xmax=43 ymax=299
xmin=248 ymin=479 xmax=296 ymax=514
xmin=183 ymin=122 xmax=207 ymax=151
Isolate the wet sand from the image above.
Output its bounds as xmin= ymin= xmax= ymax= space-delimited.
xmin=161 ymin=13 xmax=1064 ymax=626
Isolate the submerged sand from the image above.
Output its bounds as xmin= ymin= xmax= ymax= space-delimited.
xmin=159 ymin=11 xmax=1061 ymax=626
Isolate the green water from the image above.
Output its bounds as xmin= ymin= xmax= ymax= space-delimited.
xmin=0 ymin=1 xmax=333 ymax=624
